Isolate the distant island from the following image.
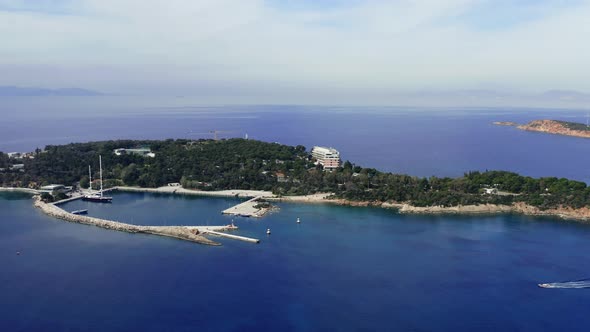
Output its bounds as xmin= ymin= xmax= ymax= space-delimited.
xmin=494 ymin=119 xmax=590 ymax=138
xmin=0 ymin=86 xmax=103 ymax=96
xmin=2 ymin=139 xmax=590 ymax=222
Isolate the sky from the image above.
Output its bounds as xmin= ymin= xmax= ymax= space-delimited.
xmin=0 ymin=0 xmax=589 ymax=105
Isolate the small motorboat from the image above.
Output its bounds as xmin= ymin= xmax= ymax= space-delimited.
xmin=266 ymin=228 xmax=271 ymax=235
xmin=538 ymin=283 xmax=552 ymax=288
xmin=296 ymin=217 xmax=301 ymax=223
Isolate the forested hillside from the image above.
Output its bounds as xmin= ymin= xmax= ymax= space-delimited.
xmin=1 ymin=139 xmax=589 ymax=209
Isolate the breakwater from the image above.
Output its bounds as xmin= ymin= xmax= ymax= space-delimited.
xmin=204 ymin=230 xmax=260 ymax=243
xmin=34 ymin=197 xmax=228 ymax=245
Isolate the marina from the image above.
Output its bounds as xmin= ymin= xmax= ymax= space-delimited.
xmin=36 ymin=194 xmax=252 ymax=246
xmin=82 ymin=155 xmax=112 ymax=203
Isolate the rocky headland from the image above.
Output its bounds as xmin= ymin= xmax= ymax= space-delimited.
xmin=517 ymin=119 xmax=590 ymax=138
xmin=494 ymin=119 xmax=590 ymax=138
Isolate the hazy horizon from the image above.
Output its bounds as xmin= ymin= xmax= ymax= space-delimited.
xmin=1 ymin=0 xmax=590 ymax=107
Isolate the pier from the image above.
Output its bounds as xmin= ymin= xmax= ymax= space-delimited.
xmin=222 ymin=196 xmax=269 ymax=217
xmin=202 ymin=230 xmax=260 ymax=244
xmin=53 ymin=192 xmax=84 ymax=205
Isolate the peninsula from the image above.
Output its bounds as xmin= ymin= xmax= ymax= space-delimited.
xmin=2 ymin=138 xmax=590 ymax=227
xmin=494 ymin=119 xmax=590 ymax=138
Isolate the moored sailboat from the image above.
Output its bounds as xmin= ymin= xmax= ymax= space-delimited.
xmin=83 ymin=155 xmax=112 ymax=203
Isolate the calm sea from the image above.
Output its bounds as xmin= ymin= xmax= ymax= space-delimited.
xmin=1 ymin=96 xmax=589 ymax=182
xmin=2 ymin=191 xmax=590 ymax=331
xmin=2 ymin=98 xmax=590 ymax=331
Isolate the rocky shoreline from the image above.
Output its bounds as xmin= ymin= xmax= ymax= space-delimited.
xmin=272 ymin=194 xmax=590 ymax=221
xmin=345 ymin=200 xmax=590 ymax=221
xmin=493 ymin=119 xmax=590 ymax=139
xmin=517 ymin=120 xmax=590 ymax=138
xmin=17 ymin=186 xmax=590 ymax=234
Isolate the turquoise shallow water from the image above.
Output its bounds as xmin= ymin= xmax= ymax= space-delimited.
xmin=3 ymin=191 xmax=590 ymax=331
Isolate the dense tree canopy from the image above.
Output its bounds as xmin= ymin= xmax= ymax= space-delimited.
xmin=1 ymin=139 xmax=589 ymax=210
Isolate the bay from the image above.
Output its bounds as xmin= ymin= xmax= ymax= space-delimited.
xmin=3 ymin=98 xmax=590 ymax=331
xmin=2 ymin=191 xmax=590 ymax=331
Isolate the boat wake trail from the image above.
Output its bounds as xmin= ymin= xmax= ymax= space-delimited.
xmin=539 ymin=279 xmax=590 ymax=289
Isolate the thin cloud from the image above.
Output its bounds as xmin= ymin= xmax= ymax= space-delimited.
xmin=0 ymin=0 xmax=589 ymax=104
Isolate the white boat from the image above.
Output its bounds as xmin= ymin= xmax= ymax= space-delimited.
xmin=538 ymin=283 xmax=552 ymax=288
xmin=83 ymin=155 xmax=112 ymax=203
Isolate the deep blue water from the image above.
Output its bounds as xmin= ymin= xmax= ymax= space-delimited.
xmin=3 ymin=99 xmax=590 ymax=331
xmin=3 ymin=191 xmax=590 ymax=331
xmin=1 ymin=97 xmax=590 ymax=182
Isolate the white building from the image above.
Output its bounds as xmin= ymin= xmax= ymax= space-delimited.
xmin=114 ymin=148 xmax=155 ymax=157
xmin=311 ymin=146 xmax=341 ymax=171
xmin=9 ymin=164 xmax=25 ymax=171
xmin=38 ymin=184 xmax=71 ymax=194
xmin=483 ymin=188 xmax=498 ymax=195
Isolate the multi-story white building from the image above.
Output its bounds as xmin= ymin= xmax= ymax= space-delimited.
xmin=311 ymin=146 xmax=341 ymax=171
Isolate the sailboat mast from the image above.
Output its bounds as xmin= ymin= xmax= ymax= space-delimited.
xmin=88 ymin=165 xmax=92 ymax=191
xmin=99 ymin=155 xmax=104 ymax=197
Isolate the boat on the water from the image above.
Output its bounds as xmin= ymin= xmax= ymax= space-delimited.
xmin=83 ymin=193 xmax=112 ymax=203
xmin=538 ymin=283 xmax=552 ymax=288
xmin=83 ymin=155 xmax=112 ymax=203
xmin=71 ymin=209 xmax=88 ymax=215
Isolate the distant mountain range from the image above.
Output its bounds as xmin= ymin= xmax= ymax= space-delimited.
xmin=385 ymin=89 xmax=590 ymax=108
xmin=404 ymin=89 xmax=590 ymax=102
xmin=538 ymin=90 xmax=590 ymax=102
xmin=0 ymin=86 xmax=103 ymax=96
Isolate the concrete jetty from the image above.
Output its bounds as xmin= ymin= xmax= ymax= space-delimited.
xmin=222 ymin=196 xmax=269 ymax=217
xmin=53 ymin=192 xmax=84 ymax=205
xmin=203 ymin=230 xmax=260 ymax=244
xmin=34 ymin=197 xmax=240 ymax=246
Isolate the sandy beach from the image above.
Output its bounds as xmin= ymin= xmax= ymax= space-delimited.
xmin=115 ymin=186 xmax=273 ymax=198
xmin=0 ymin=187 xmax=39 ymax=194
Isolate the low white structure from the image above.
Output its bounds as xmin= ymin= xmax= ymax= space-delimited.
xmin=483 ymin=188 xmax=498 ymax=195
xmin=114 ymin=148 xmax=155 ymax=157
xmin=39 ymin=184 xmax=71 ymax=194
xmin=9 ymin=164 xmax=24 ymax=171
xmin=311 ymin=146 xmax=341 ymax=171
xmin=7 ymin=152 xmax=22 ymax=158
